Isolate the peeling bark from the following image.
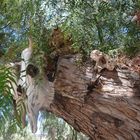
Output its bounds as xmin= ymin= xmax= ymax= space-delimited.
xmin=48 ymin=55 xmax=140 ymax=140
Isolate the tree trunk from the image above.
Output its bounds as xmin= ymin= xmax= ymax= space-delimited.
xmin=48 ymin=55 xmax=140 ymax=140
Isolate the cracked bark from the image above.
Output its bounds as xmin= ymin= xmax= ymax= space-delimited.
xmin=48 ymin=55 xmax=140 ymax=140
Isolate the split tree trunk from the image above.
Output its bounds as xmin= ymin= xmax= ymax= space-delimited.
xmin=48 ymin=55 xmax=140 ymax=140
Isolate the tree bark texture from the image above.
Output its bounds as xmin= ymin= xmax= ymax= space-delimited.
xmin=49 ymin=55 xmax=140 ymax=140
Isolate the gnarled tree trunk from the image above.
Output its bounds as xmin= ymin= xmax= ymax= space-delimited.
xmin=48 ymin=55 xmax=140 ymax=140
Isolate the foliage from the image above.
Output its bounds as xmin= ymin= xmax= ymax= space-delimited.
xmin=0 ymin=112 xmax=89 ymax=140
xmin=35 ymin=112 xmax=89 ymax=140
xmin=0 ymin=120 xmax=38 ymax=140
xmin=0 ymin=66 xmax=18 ymax=135
xmin=63 ymin=0 xmax=140 ymax=54
xmin=0 ymin=65 xmax=24 ymax=133
xmin=1 ymin=0 xmax=140 ymax=58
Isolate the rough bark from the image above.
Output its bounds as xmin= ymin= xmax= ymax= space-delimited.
xmin=48 ymin=55 xmax=140 ymax=140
